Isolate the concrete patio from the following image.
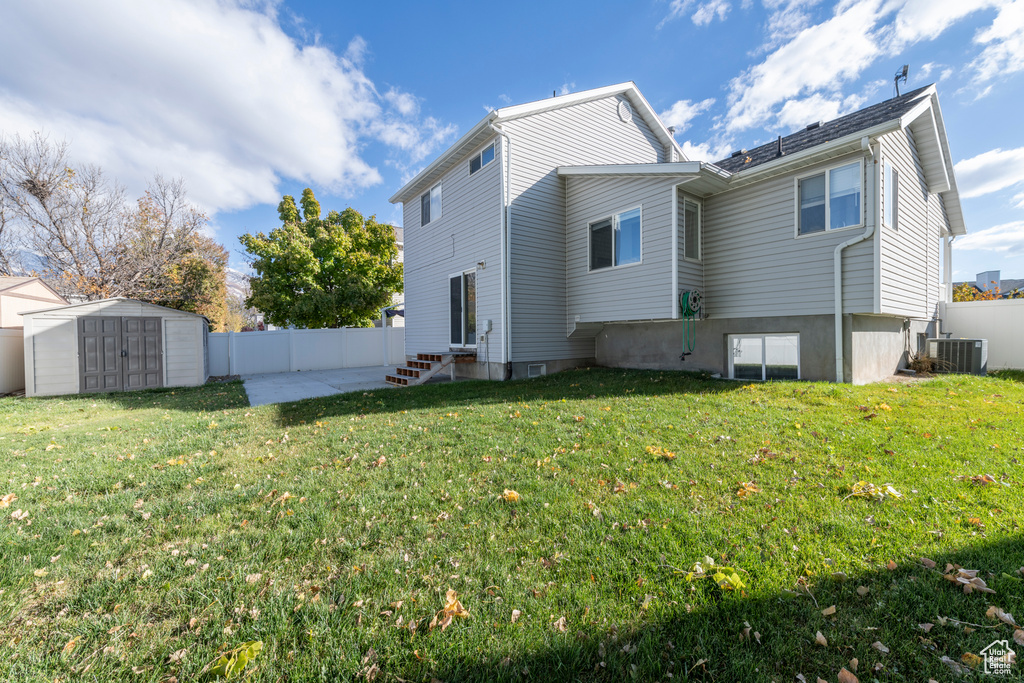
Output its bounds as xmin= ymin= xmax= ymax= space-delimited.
xmin=242 ymin=365 xmax=394 ymax=406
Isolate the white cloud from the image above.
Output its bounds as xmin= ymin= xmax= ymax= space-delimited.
xmin=659 ymin=0 xmax=732 ymax=28
xmin=954 ymin=146 xmax=1024 ymax=198
xmin=724 ymin=0 xmax=1001 ymax=133
xmin=953 ymin=220 xmax=1024 ymax=253
xmin=692 ymin=0 xmax=732 ymax=25
xmin=680 ymin=138 xmax=737 ymax=162
xmin=970 ymin=0 xmax=1024 ymax=81
xmin=775 ymin=93 xmax=866 ymax=130
xmin=0 ymin=0 xmax=453 ymax=215
xmin=660 ymin=98 xmax=716 ymax=133
xmin=560 ymin=82 xmax=576 ymax=95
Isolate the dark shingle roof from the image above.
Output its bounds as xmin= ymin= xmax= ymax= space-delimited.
xmin=713 ymin=85 xmax=933 ymax=174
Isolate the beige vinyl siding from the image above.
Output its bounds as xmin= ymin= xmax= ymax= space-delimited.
xmin=879 ymin=129 xmax=942 ymax=317
xmin=23 ymin=299 xmax=207 ymax=396
xmin=502 ymin=95 xmax=666 ymax=361
xmin=702 ymin=151 xmax=875 ymax=319
xmin=566 ymin=176 xmax=688 ymax=328
xmin=402 ymin=137 xmax=503 ymax=359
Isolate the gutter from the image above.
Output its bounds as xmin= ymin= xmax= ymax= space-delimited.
xmin=490 ymin=122 xmax=513 ymax=380
xmin=834 ymin=137 xmax=877 ymax=383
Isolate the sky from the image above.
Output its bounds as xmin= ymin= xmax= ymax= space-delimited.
xmin=1 ymin=0 xmax=1023 ymax=282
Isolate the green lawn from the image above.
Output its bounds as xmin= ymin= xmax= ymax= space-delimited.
xmin=1 ymin=369 xmax=1022 ymax=682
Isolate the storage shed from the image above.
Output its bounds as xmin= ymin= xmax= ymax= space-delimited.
xmin=21 ymin=298 xmax=209 ymax=397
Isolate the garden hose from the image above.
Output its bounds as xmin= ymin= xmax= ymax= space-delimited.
xmin=679 ymin=289 xmax=702 ymax=360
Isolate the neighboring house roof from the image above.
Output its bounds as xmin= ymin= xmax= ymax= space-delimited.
xmin=389 ymin=82 xmax=684 ymax=205
xmin=19 ymin=297 xmax=209 ymax=319
xmin=954 ymin=278 xmax=1024 ymax=295
xmin=0 ymin=276 xmax=68 ymax=301
xmin=713 ymin=86 xmax=934 ymax=173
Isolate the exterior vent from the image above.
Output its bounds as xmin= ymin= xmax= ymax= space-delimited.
xmin=926 ymin=338 xmax=987 ymax=375
xmin=806 ymin=121 xmax=822 ymax=131
xmin=527 ymin=363 xmax=547 ymax=378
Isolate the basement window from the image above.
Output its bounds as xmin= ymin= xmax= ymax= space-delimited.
xmin=590 ymin=207 xmax=642 ymax=271
xmin=469 ymin=143 xmax=495 ymax=175
xmin=728 ymin=334 xmax=800 ymax=381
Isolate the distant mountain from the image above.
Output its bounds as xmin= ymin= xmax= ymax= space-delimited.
xmin=225 ymin=267 xmax=250 ymax=303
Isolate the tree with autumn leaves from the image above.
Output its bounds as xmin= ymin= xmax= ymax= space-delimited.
xmin=240 ymin=188 xmax=402 ymax=329
xmin=0 ymin=133 xmax=232 ymax=330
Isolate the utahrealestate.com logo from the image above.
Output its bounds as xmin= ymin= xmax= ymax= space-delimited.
xmin=981 ymin=639 xmax=1016 ymax=676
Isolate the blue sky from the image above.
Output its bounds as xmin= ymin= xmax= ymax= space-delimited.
xmin=2 ymin=0 xmax=1023 ymax=282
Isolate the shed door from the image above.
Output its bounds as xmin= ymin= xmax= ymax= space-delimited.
xmin=78 ymin=316 xmax=163 ymax=392
xmin=123 ymin=317 xmax=163 ymax=390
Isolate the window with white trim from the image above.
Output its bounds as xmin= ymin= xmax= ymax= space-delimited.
xmin=420 ymin=183 xmax=442 ymax=226
xmin=681 ymin=197 xmax=701 ymax=262
xmin=449 ymin=269 xmax=476 ymax=347
xmin=469 ymin=143 xmax=495 ymax=175
xmin=797 ymin=161 xmax=862 ymax=235
xmin=883 ymin=161 xmax=898 ymax=230
xmin=590 ymin=207 xmax=642 ymax=271
xmin=728 ymin=334 xmax=800 ymax=381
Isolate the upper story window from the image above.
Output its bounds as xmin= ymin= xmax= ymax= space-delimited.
xmin=469 ymin=143 xmax=495 ymax=175
xmin=420 ymin=182 xmax=442 ymax=226
xmin=590 ymin=207 xmax=642 ymax=271
xmin=883 ymin=161 xmax=899 ymax=230
xmin=797 ymin=160 xmax=862 ymax=236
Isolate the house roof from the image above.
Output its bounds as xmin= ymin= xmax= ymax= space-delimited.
xmin=19 ymin=297 xmax=209 ymax=320
xmin=388 ymin=82 xmax=684 ymax=205
xmin=0 ymin=276 xmax=68 ymax=301
xmin=713 ymin=85 xmax=934 ymax=173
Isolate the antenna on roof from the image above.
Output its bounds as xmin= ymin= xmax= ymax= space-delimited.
xmin=894 ymin=64 xmax=909 ymax=97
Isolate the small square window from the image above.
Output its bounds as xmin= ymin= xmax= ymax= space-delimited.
xmin=797 ymin=161 xmax=861 ymax=236
xmin=589 ymin=207 xmax=642 ymax=271
xmin=469 ymin=143 xmax=495 ymax=175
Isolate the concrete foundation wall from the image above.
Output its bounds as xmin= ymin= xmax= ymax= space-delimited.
xmin=848 ymin=315 xmax=929 ymax=385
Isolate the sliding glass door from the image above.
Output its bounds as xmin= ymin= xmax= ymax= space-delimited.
xmin=449 ymin=270 xmax=476 ymax=347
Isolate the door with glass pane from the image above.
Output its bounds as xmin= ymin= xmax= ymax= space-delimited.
xmin=728 ymin=334 xmax=800 ymax=380
xmin=448 ymin=270 xmax=477 ymax=347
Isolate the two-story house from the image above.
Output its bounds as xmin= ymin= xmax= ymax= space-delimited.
xmin=387 ymin=82 xmax=965 ymax=385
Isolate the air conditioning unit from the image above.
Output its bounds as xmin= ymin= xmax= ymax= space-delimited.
xmin=926 ymin=338 xmax=987 ymax=375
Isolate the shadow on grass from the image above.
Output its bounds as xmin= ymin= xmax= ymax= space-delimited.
xmin=271 ymin=367 xmax=748 ymax=426
xmin=87 ymin=380 xmax=250 ymax=413
xmin=416 ymin=537 xmax=1024 ymax=682
xmin=990 ymin=369 xmax=1024 ymax=383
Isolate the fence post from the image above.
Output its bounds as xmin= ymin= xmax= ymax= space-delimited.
xmin=228 ymin=331 xmax=236 ymax=376
xmin=382 ymin=311 xmax=388 ymax=366
xmin=288 ymin=328 xmax=296 ymax=372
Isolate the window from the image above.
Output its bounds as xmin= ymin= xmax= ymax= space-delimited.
xmin=449 ymin=270 xmax=476 ymax=347
xmin=797 ymin=161 xmax=862 ymax=235
xmin=420 ymin=183 xmax=442 ymax=226
xmin=469 ymin=143 xmax=495 ymax=175
xmin=883 ymin=161 xmax=899 ymax=230
xmin=681 ymin=197 xmax=701 ymax=262
xmin=590 ymin=207 xmax=642 ymax=271
xmin=728 ymin=334 xmax=800 ymax=380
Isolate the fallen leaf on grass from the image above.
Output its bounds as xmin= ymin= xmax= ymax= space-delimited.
xmin=501 ymin=489 xmax=520 ymax=503
xmin=815 ymin=631 xmax=827 ymax=647
xmin=204 ymin=641 xmax=262 ymax=679
xmin=986 ymin=606 xmax=1018 ymax=627
xmin=847 ymin=481 xmax=902 ymax=501
xmin=871 ymin=641 xmax=889 ymax=654
xmin=856 ymin=586 xmax=870 ymax=596
xmin=1014 ymin=629 xmax=1024 ymax=646
xmin=822 ymin=605 xmax=836 ymax=616
xmin=612 ymin=480 xmax=627 ymax=494
xmin=511 ymin=609 xmax=521 ymax=624
xmin=0 ymin=493 xmax=16 ymax=508
xmin=837 ymin=668 xmax=858 ymax=683
xmin=887 ymin=560 xmax=897 ymax=571
xmin=168 ymin=649 xmax=187 ymax=663
xmin=32 ymin=568 xmax=48 ymax=578
xmin=920 ymin=557 xmax=936 ymax=569
xmin=940 ymin=656 xmax=967 ymax=674
xmin=943 ymin=565 xmax=995 ymax=594
xmin=553 ymin=616 xmax=567 ymax=632
xmin=736 ymin=481 xmax=760 ymax=498
xmin=919 ymin=623 xmax=934 ymax=633
xmin=368 ymin=456 xmax=386 ymax=468
xmin=849 ymin=658 xmax=858 ymax=671
xmin=960 ymin=652 xmax=983 ymax=669
xmin=11 ymin=509 xmax=29 ymax=521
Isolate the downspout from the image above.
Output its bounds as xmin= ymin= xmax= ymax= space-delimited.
xmin=490 ymin=122 xmax=513 ymax=380
xmin=833 ymin=137 xmax=877 ymax=383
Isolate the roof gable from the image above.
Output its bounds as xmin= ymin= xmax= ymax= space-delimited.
xmin=389 ymin=83 xmax=682 ymax=204
xmin=19 ymin=297 xmax=208 ymax=319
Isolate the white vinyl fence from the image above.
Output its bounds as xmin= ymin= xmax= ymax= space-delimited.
xmin=940 ymin=300 xmax=1024 ymax=370
xmin=208 ymin=327 xmax=405 ymax=377
xmin=0 ymin=329 xmax=25 ymax=394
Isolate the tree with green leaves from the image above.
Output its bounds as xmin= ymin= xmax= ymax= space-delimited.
xmin=240 ymin=189 xmax=403 ymax=328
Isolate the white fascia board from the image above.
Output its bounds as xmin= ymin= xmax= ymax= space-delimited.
xmin=929 ymin=92 xmax=967 ymax=236
xmin=493 ymin=82 xmax=635 ymax=120
xmin=557 ymin=161 xmax=704 ymax=177
xmin=388 ymin=112 xmax=498 ymax=204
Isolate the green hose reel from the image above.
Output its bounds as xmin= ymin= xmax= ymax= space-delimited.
xmin=679 ymin=289 xmax=702 ymax=360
